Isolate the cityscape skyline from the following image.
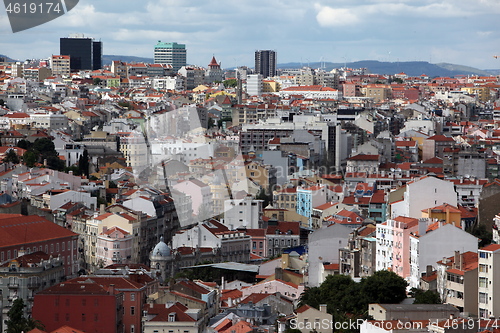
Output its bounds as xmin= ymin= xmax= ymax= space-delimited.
xmin=1 ymin=0 xmax=500 ymax=70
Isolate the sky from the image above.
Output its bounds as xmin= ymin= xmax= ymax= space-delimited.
xmin=1 ymin=0 xmax=500 ymax=70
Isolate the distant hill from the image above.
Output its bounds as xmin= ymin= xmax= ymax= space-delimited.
xmin=102 ymin=55 xmax=154 ymax=65
xmin=0 ymin=54 xmax=17 ymax=62
xmin=1 ymin=53 xmax=497 ymax=77
xmin=278 ymin=60 xmax=492 ymax=77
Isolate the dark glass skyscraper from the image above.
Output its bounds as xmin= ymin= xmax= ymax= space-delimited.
xmin=60 ymin=36 xmax=102 ymax=71
xmin=255 ymin=50 xmax=276 ymax=78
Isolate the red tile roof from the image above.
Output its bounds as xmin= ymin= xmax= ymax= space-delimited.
xmin=50 ymin=325 xmax=86 ymax=333
xmin=266 ymin=221 xmax=300 ymax=235
xmin=323 ymin=263 xmax=339 ymax=270
xmin=220 ymin=320 xmax=254 ymax=333
xmin=178 ymin=280 xmax=210 ymax=294
xmin=0 ymin=214 xmax=77 ymax=248
xmin=144 ymin=302 xmax=195 ymax=322
xmin=427 ymin=135 xmax=455 ymax=142
xmin=239 ymin=293 xmax=271 ymax=304
xmin=295 ymin=304 xmax=313 ymax=313
xmin=481 ymin=244 xmax=500 ymax=252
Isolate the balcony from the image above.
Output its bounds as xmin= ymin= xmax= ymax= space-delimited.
xmin=7 ymin=283 xmax=19 ymax=289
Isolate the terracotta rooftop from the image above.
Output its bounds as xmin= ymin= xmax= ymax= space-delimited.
xmin=0 ymin=214 xmax=77 ymax=248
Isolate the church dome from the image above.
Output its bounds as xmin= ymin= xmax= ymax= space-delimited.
xmin=152 ymin=236 xmax=171 ymax=257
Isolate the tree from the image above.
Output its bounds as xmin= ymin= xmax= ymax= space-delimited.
xmin=46 ymin=155 xmax=66 ymax=171
xmin=16 ymin=139 xmax=31 ymax=150
xmin=223 ymin=79 xmax=238 ymax=88
xmin=410 ymin=288 xmax=441 ymax=304
xmin=5 ymin=298 xmax=44 ymax=333
xmin=207 ymin=118 xmax=215 ymax=129
xmin=468 ymin=223 xmax=492 ymax=247
xmin=256 ymin=188 xmax=272 ymax=208
xmin=284 ymin=329 xmax=302 ymax=333
xmin=360 ymin=270 xmax=407 ymax=306
xmin=78 ymin=149 xmax=90 ymax=177
xmin=32 ymin=138 xmax=56 ymax=158
xmin=299 ymin=270 xmax=408 ymax=320
xmin=22 ymin=151 xmax=37 ymax=167
xmin=93 ymin=77 xmax=102 ymax=86
xmin=3 ymin=149 xmax=20 ymax=164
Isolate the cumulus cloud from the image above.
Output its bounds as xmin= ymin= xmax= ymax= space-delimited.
xmin=314 ymin=4 xmax=360 ymax=27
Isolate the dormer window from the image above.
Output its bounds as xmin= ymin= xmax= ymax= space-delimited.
xmin=168 ymin=313 xmax=176 ymax=322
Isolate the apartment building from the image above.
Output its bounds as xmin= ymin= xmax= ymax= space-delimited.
xmin=478 ymin=244 xmax=500 ymax=318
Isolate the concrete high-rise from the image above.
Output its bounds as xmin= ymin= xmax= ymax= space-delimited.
xmin=255 ymin=50 xmax=276 ymax=78
xmin=60 ymin=35 xmax=102 ymax=71
xmin=154 ymin=41 xmax=186 ymax=72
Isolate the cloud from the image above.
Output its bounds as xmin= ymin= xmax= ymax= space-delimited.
xmin=476 ymin=30 xmax=493 ymax=37
xmin=314 ymin=4 xmax=360 ymax=27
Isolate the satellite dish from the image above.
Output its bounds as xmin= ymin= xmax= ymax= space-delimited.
xmin=390 ymin=168 xmax=395 ymax=172
xmin=465 ymin=174 xmax=470 ymax=179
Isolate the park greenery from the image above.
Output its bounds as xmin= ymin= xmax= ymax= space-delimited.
xmin=298 ymin=270 xmax=408 ymax=322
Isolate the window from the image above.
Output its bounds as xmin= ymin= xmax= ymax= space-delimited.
xmin=480 ymin=251 xmax=487 ymax=259
xmin=479 ymin=277 xmax=488 ymax=288
xmin=131 ymin=325 xmax=135 ymax=333
xmin=66 ymin=313 xmax=70 ymax=321
xmin=130 ymin=306 xmax=135 ymax=315
xmin=479 ymin=292 xmax=488 ymax=304
xmin=130 ymin=293 xmax=135 ymax=301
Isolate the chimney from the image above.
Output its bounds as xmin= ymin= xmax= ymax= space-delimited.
xmin=454 ymin=251 xmax=460 ymax=269
xmin=108 ymin=284 xmax=115 ymax=294
xmin=319 ymin=304 xmax=327 ymax=313
xmin=281 ymin=253 xmax=289 ymax=269
xmin=426 ymin=265 xmax=432 ymax=276
xmin=459 ymin=253 xmax=464 ymax=271
xmin=100 ymin=204 xmax=105 ymax=214
xmin=103 ymin=226 xmax=107 ymax=233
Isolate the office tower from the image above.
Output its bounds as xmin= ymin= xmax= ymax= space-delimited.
xmin=255 ymin=50 xmax=276 ymax=78
xmin=154 ymin=41 xmax=187 ymax=72
xmin=60 ymin=35 xmax=102 ymax=71
xmin=92 ymin=41 xmax=102 ymax=70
